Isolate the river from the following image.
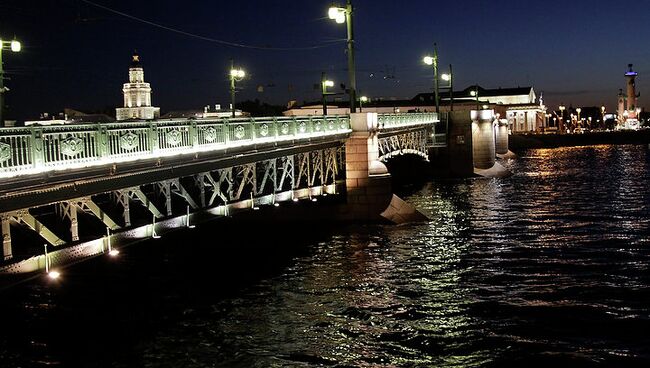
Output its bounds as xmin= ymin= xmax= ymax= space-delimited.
xmin=1 ymin=144 xmax=649 ymax=367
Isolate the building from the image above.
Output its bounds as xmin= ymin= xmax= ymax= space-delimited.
xmin=285 ymin=85 xmax=547 ymax=133
xmin=617 ymin=64 xmax=641 ymax=130
xmin=25 ymin=108 xmax=114 ymax=126
xmin=161 ymin=104 xmax=245 ymax=119
xmin=432 ymin=86 xmax=545 ymax=133
xmin=115 ymin=53 xmax=160 ymax=121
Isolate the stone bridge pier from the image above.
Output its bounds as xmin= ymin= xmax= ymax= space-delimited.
xmin=344 ymin=113 xmax=392 ymax=221
xmin=344 ymin=113 xmax=426 ymax=223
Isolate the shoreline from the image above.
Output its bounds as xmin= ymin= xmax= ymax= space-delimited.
xmin=509 ymin=129 xmax=650 ymax=149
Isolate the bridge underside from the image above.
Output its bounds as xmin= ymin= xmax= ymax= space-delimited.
xmin=1 ymin=138 xmax=345 ymax=267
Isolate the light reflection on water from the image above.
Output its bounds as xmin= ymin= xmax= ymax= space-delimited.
xmin=0 ymin=144 xmax=649 ymax=367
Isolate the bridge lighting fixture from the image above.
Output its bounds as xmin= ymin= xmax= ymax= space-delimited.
xmin=230 ymin=69 xmax=245 ymax=79
xmin=48 ymin=270 xmax=61 ymax=280
xmin=327 ymin=1 xmax=357 ymax=112
xmin=108 ymin=249 xmax=120 ymax=257
xmin=441 ymin=73 xmax=451 ymax=82
xmin=423 ymin=56 xmax=434 ymax=66
xmin=323 ymin=80 xmax=334 ymax=88
xmin=229 ymin=59 xmax=246 ymax=118
xmin=10 ymin=39 xmax=21 ymax=52
xmin=359 ymin=95 xmax=368 ymax=112
xmin=1 ymin=37 xmax=22 ymax=126
xmin=328 ymin=7 xmax=346 ymax=23
xmin=470 ymin=90 xmax=476 ymax=97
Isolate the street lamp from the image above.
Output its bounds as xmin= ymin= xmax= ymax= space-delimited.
xmin=422 ymin=43 xmax=440 ymax=113
xmin=558 ymin=104 xmax=566 ymax=133
xmin=359 ymin=95 xmax=368 ymax=112
xmin=229 ymin=59 xmax=245 ymax=118
xmin=321 ymin=72 xmax=334 ymax=115
xmin=576 ymin=107 xmax=582 ymax=130
xmin=470 ymin=87 xmax=479 ymax=110
xmin=441 ymin=67 xmax=453 ymax=111
xmin=0 ymin=37 xmax=21 ymax=126
xmin=328 ymin=1 xmax=357 ymax=113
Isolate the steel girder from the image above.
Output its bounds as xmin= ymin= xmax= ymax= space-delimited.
xmin=378 ymin=129 xmax=429 ymax=162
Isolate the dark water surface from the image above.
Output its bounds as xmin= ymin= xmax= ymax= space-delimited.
xmin=1 ymin=144 xmax=649 ymax=367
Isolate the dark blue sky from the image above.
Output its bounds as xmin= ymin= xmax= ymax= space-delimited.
xmin=1 ymin=0 xmax=649 ymax=120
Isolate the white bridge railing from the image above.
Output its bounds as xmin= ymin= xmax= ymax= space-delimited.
xmin=377 ymin=112 xmax=438 ymax=130
xmin=0 ymin=112 xmax=442 ymax=178
xmin=0 ymin=116 xmax=351 ymax=178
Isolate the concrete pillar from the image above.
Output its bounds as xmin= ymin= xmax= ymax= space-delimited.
xmin=495 ymin=119 xmax=509 ymax=155
xmin=471 ymin=110 xmax=496 ymax=170
xmin=344 ymin=113 xmax=393 ymax=220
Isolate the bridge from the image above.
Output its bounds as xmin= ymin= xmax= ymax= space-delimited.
xmin=0 ymin=112 xmax=443 ymax=275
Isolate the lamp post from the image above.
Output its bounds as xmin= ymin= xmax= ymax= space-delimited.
xmin=328 ymin=1 xmax=357 ymax=113
xmin=0 ymin=37 xmax=21 ymax=126
xmin=601 ymin=105 xmax=606 ymax=129
xmin=359 ymin=95 xmax=368 ymax=112
xmin=321 ymin=72 xmax=334 ymax=115
xmin=441 ymin=65 xmax=453 ymax=111
xmin=422 ymin=43 xmax=440 ymax=113
xmin=470 ymin=87 xmax=479 ymax=111
xmin=576 ymin=107 xmax=582 ymax=131
xmin=229 ymin=59 xmax=245 ymax=118
xmin=559 ymin=104 xmax=565 ymax=133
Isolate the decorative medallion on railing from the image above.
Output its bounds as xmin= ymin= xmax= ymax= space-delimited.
xmin=259 ymin=123 xmax=269 ymax=137
xmin=234 ymin=125 xmax=246 ymax=139
xmin=203 ymin=126 xmax=217 ymax=142
xmin=328 ymin=120 xmax=335 ymax=130
xmin=0 ymin=142 xmax=11 ymax=164
xmin=120 ymin=132 xmax=139 ymax=151
xmin=60 ymin=137 xmax=84 ymax=157
xmin=314 ymin=120 xmax=323 ymax=132
xmin=281 ymin=122 xmax=290 ymax=135
xmin=166 ymin=129 xmax=182 ymax=146
xmin=340 ymin=120 xmax=348 ymax=129
xmin=298 ymin=121 xmax=307 ymax=133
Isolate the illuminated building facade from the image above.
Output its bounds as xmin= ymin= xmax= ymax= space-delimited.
xmin=617 ymin=64 xmax=640 ymax=130
xmin=116 ymin=53 xmax=160 ymax=121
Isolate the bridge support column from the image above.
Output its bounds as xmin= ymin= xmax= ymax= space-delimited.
xmin=495 ymin=118 xmax=509 ymax=156
xmin=2 ymin=214 xmax=11 ymax=260
xmin=59 ymin=202 xmax=79 ymax=242
xmin=471 ymin=110 xmax=496 ymax=170
xmin=345 ymin=113 xmax=393 ymax=221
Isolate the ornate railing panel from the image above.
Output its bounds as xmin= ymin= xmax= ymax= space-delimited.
xmin=0 ymin=116 xmax=351 ymax=177
xmin=377 ymin=112 xmax=438 ymax=130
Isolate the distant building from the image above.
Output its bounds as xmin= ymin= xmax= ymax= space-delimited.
xmin=25 ymin=108 xmax=114 ymax=126
xmin=161 ymin=104 xmax=245 ymax=119
xmin=617 ymin=64 xmax=641 ymax=130
xmin=284 ymin=85 xmax=547 ymax=133
xmin=115 ymin=52 xmax=160 ymax=121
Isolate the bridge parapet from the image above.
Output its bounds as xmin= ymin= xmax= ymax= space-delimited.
xmin=0 ymin=116 xmax=351 ymax=178
xmin=377 ymin=112 xmax=438 ymax=131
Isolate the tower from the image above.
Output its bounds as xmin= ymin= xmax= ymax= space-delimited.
xmin=625 ymin=64 xmax=638 ymax=115
xmin=116 ymin=52 xmax=160 ymax=121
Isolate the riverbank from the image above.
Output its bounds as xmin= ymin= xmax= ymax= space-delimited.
xmin=510 ymin=129 xmax=650 ymax=149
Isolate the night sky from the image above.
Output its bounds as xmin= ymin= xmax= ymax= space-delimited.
xmin=1 ymin=0 xmax=649 ymax=121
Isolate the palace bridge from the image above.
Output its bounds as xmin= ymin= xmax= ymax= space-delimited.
xmin=0 ymin=112 xmax=446 ymax=275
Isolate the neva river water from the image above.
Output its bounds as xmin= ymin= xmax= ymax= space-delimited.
xmin=1 ymin=144 xmax=649 ymax=367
